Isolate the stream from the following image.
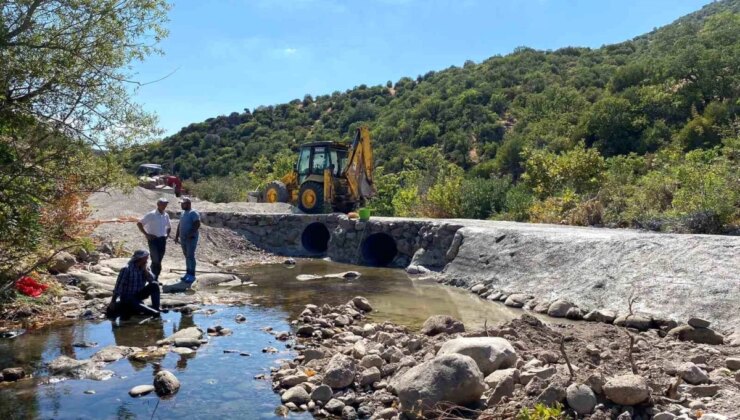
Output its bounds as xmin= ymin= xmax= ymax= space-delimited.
xmin=0 ymin=260 xmax=524 ymax=419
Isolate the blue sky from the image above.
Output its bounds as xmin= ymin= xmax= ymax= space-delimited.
xmin=131 ymin=0 xmax=712 ymax=136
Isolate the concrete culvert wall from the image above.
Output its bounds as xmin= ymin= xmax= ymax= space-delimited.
xmin=361 ymin=233 xmax=398 ymax=267
xmin=301 ymin=222 xmax=331 ymax=254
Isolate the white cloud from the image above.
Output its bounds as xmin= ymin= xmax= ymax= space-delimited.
xmin=282 ymin=48 xmax=298 ymax=55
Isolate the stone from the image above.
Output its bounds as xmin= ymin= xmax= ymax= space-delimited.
xmin=381 ymin=346 xmax=404 ymax=363
xmin=420 ymin=315 xmax=465 ymax=336
xmin=566 ymin=307 xmax=583 ymax=320
xmin=325 ymin=398 xmax=345 ymax=414
xmin=683 ymin=384 xmax=720 ymax=398
xmin=484 ymin=368 xmax=519 ymax=389
xmin=351 ymin=296 xmax=372 ymax=312
xmin=281 ymin=386 xmax=310 ymax=405
xmin=699 ymin=415 xmax=727 ymax=420
xmin=603 ymin=374 xmax=650 ymax=405
xmin=50 ymin=251 xmax=76 ymax=273
xmin=470 ymin=283 xmax=486 ymax=293
xmin=129 ymin=385 xmax=155 ymax=397
xmin=394 ymin=354 xmax=485 ymax=415
xmin=504 ymin=294 xmax=530 ymax=308
xmin=281 ymin=372 xmax=309 ymax=388
xmin=688 ymin=317 xmax=711 ymax=328
xmin=653 ymin=413 xmax=676 ymax=420
xmin=726 ymin=357 xmax=740 ymax=371
xmin=47 ymin=356 xmax=112 ymax=381
xmin=613 ymin=315 xmax=652 ymax=331
xmin=171 ymin=347 xmax=194 ymax=355
xmin=323 ymin=354 xmax=356 ymax=389
xmin=547 ymin=300 xmax=574 ymax=318
xmin=360 ymin=367 xmax=381 ymax=386
xmin=1 ymin=367 xmax=25 ymax=381
xmin=153 ymin=370 xmax=180 ymax=396
xmin=310 ymin=384 xmax=333 ymax=402
xmin=274 ymin=405 xmax=289 ymax=417
xmin=334 ymin=315 xmax=351 ymax=327
xmin=585 ymin=373 xmax=605 ymax=394
xmin=679 ymin=362 xmax=709 ymax=385
xmin=668 ymin=325 xmax=724 ymax=345
xmin=486 ymin=373 xmax=515 ymax=405
xmin=566 ymin=383 xmax=597 ymax=415
xmin=360 ymin=354 xmax=384 ymax=369
xmin=296 ymin=325 xmax=314 ymax=337
xmin=174 ymin=338 xmax=201 ymax=348
xmin=538 ymin=351 xmax=559 ymax=364
xmin=235 ymin=314 xmax=247 ymax=322
xmin=436 ymin=337 xmax=517 ymax=375
xmin=157 ymin=327 xmax=202 ymax=345
xmin=352 ymin=341 xmax=367 ymax=359
xmin=341 ymin=406 xmax=357 ymax=420
xmin=92 ymin=345 xmax=135 ymax=362
xmin=537 ymin=384 xmax=566 ymax=406
xmin=519 ymin=366 xmax=556 ymax=385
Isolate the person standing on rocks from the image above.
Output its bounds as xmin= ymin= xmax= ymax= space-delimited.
xmin=137 ymin=197 xmax=171 ymax=280
xmin=175 ymin=197 xmax=200 ymax=283
xmin=109 ymin=250 xmax=164 ymax=318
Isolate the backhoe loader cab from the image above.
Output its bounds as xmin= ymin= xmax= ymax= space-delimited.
xmin=262 ymin=126 xmax=375 ymax=214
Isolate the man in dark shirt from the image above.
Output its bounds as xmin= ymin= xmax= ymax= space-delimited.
xmin=109 ymin=249 xmax=164 ymax=318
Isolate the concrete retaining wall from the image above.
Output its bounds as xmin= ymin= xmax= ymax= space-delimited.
xmin=192 ymin=211 xmax=740 ymax=328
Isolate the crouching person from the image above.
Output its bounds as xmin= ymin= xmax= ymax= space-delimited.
xmin=107 ymin=249 xmax=165 ymax=318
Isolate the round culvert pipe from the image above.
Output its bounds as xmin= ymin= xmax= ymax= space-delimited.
xmin=301 ymin=222 xmax=331 ymax=254
xmin=361 ymin=232 xmax=398 ymax=267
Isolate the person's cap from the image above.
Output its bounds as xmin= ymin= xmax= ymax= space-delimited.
xmin=130 ymin=249 xmax=150 ymax=262
xmin=157 ymin=197 xmax=169 ymax=204
xmin=179 ymin=197 xmax=192 ymax=203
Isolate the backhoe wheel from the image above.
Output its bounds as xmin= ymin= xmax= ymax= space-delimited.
xmin=298 ymin=182 xmax=324 ymax=214
xmin=264 ymin=181 xmax=289 ymax=203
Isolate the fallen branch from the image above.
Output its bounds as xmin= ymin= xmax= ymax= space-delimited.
xmin=560 ymin=336 xmax=575 ymax=380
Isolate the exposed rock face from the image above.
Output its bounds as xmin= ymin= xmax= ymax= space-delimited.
xmin=322 ymin=354 xmax=356 ymax=389
xmin=603 ymin=374 xmax=650 ymax=405
xmin=420 ymin=315 xmax=465 ymax=336
xmin=566 ymin=383 xmax=597 ymax=415
xmin=393 ymin=354 xmax=485 ymax=415
xmin=153 ymin=370 xmax=180 ymax=396
xmin=437 ymin=337 xmax=517 ymax=375
xmin=667 ymin=325 xmax=724 ymax=345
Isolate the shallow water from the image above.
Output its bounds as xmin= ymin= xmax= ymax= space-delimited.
xmin=0 ymin=260 xmax=524 ymax=419
xmin=238 ymin=260 xmax=523 ymax=330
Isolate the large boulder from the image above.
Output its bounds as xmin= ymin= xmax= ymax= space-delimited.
xmin=437 ymin=337 xmax=517 ymax=375
xmin=281 ymin=386 xmax=310 ymax=405
xmin=547 ymin=300 xmax=574 ymax=318
xmin=393 ymin=354 xmax=485 ymax=415
xmin=322 ymin=354 xmax=356 ymax=389
xmin=49 ymin=252 xmax=76 ymax=274
xmin=667 ymin=325 xmax=724 ymax=345
xmin=420 ymin=315 xmax=465 ymax=336
xmin=603 ymin=374 xmax=650 ymax=405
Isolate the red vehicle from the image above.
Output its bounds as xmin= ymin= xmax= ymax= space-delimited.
xmin=136 ymin=164 xmax=183 ymax=196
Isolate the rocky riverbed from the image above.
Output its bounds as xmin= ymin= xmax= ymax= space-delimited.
xmin=270 ymin=298 xmax=740 ymax=419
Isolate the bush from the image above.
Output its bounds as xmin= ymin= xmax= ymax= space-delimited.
xmin=517 ymin=402 xmax=570 ymax=420
xmin=460 ymin=177 xmax=511 ymax=219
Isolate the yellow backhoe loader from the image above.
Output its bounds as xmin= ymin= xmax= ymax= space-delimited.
xmin=261 ymin=126 xmax=376 ymax=214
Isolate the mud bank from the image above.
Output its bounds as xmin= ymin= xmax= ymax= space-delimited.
xmin=195 ymin=212 xmax=740 ymax=329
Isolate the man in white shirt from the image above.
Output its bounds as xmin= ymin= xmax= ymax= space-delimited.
xmin=137 ymin=197 xmax=172 ymax=280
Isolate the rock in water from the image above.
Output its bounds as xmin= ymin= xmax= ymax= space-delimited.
xmin=437 ymin=337 xmax=517 ymax=375
xmin=157 ymin=327 xmax=203 ymax=345
xmin=394 ymin=354 xmax=485 ymax=415
xmin=420 ymin=315 xmax=465 ymax=336
xmin=322 ymin=354 xmax=356 ymax=389
xmin=603 ymin=374 xmax=650 ymax=405
xmin=583 ymin=309 xmax=617 ymax=324
xmin=566 ymin=383 xmax=597 ymax=415
xmin=129 ymin=385 xmax=155 ymax=397
xmin=351 ymin=296 xmax=373 ymax=312
xmin=153 ymin=370 xmax=180 ymax=396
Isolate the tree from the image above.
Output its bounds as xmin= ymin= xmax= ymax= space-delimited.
xmin=0 ymin=0 xmax=169 ymax=288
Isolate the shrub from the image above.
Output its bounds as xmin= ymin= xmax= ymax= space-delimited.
xmin=517 ymin=402 xmax=570 ymax=420
xmin=460 ymin=177 xmax=512 ymax=219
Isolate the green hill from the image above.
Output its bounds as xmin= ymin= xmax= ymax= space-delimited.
xmin=130 ymin=0 xmax=740 ymax=232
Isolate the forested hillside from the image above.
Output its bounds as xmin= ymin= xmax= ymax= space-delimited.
xmin=130 ymin=0 xmax=740 ymax=233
